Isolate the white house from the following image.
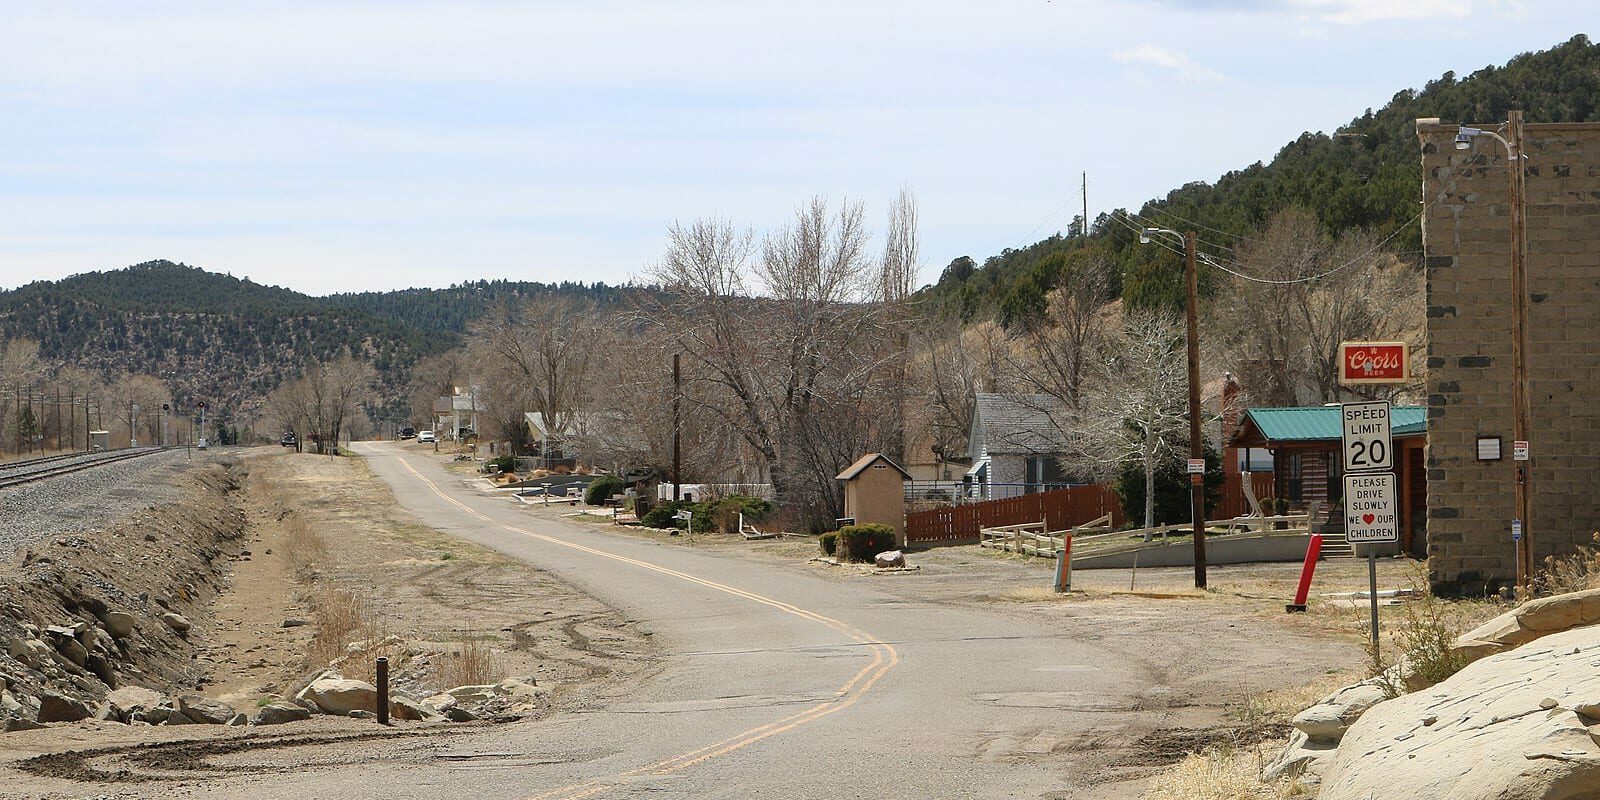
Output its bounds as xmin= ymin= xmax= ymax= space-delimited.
xmin=966 ymin=393 xmax=1075 ymax=499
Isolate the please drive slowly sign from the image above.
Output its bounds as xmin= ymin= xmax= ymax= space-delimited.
xmin=1343 ymin=472 xmax=1398 ymax=543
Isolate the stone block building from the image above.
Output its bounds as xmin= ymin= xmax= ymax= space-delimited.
xmin=1417 ymin=118 xmax=1600 ymax=593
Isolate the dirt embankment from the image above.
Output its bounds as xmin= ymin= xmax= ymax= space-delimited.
xmin=1 ymin=461 xmax=248 ymax=730
xmin=0 ymin=449 xmax=656 ymax=795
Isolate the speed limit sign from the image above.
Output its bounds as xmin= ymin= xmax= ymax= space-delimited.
xmin=1341 ymin=401 xmax=1392 ymax=473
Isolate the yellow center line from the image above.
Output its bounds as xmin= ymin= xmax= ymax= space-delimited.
xmin=390 ymin=454 xmax=900 ymax=800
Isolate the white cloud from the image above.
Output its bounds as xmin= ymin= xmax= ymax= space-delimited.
xmin=1112 ymin=45 xmax=1224 ymax=82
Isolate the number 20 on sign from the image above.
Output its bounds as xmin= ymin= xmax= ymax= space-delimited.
xmin=1341 ymin=401 xmax=1392 ymax=473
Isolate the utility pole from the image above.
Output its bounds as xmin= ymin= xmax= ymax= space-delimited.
xmin=55 ymin=386 xmax=62 ymax=452
xmin=1507 ymin=110 xmax=1532 ymax=594
xmin=1184 ymin=230 xmax=1208 ymax=590
xmin=672 ymin=352 xmax=682 ymax=503
xmin=1082 ymin=172 xmax=1089 ymax=247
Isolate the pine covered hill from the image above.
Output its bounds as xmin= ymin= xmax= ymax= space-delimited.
xmin=0 ymin=260 xmax=625 ymax=423
xmin=928 ymin=34 xmax=1600 ymax=326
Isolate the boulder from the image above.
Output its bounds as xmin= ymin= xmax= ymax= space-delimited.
xmin=36 ymin=691 xmax=91 ymax=723
xmin=4 ymin=715 xmax=46 ymax=732
xmin=176 ymin=695 xmax=236 ymax=725
xmin=102 ymin=612 xmax=136 ymax=639
xmin=444 ymin=684 xmax=497 ymax=705
xmin=1320 ymin=624 xmax=1600 ymax=800
xmin=253 ymin=702 xmax=312 ymax=726
xmin=296 ymin=676 xmax=379 ymax=716
xmin=874 ymin=550 xmax=906 ymax=568
xmin=390 ymin=696 xmax=442 ymax=722
xmin=1290 ymin=681 xmax=1388 ymax=742
xmin=496 ymin=678 xmax=544 ymax=700
xmin=1261 ymin=729 xmax=1340 ymax=781
xmin=226 ymin=713 xmax=249 ymax=726
xmin=159 ymin=613 xmax=192 ymax=634
xmin=1453 ymin=587 xmax=1600 ymax=663
xmin=7 ymin=637 xmax=50 ymax=668
xmin=106 ymin=686 xmax=163 ymax=718
xmin=443 ymin=706 xmax=477 ymax=723
xmin=420 ymin=693 xmax=457 ymax=712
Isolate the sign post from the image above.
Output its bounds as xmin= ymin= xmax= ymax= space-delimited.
xmin=1342 ymin=400 xmax=1397 ymax=656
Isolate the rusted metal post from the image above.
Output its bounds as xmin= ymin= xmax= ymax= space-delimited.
xmin=375 ymin=656 xmax=390 ymax=725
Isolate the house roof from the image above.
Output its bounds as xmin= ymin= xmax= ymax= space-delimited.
xmin=836 ymin=453 xmax=912 ymax=481
xmin=972 ymin=393 xmax=1070 ymax=455
xmin=525 ymin=411 xmax=579 ymax=439
xmin=1235 ymin=406 xmax=1427 ymax=444
xmin=432 ymin=397 xmax=452 ymax=414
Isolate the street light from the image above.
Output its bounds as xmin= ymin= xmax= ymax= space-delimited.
xmin=1456 ymin=113 xmax=1532 ymax=594
xmin=1139 ymin=226 xmax=1207 ymax=590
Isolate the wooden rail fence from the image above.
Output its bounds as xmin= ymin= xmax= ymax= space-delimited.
xmin=905 ymin=484 xmax=1124 ymax=547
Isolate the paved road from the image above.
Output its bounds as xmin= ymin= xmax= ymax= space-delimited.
xmin=326 ymin=443 xmax=1168 ymax=800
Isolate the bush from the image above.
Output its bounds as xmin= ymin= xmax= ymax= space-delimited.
xmin=1114 ymin=443 xmax=1224 ymax=527
xmin=819 ymin=531 xmax=839 ymax=557
xmin=710 ymin=495 xmax=773 ymax=532
xmin=640 ymin=500 xmax=712 ymax=532
xmin=489 ymin=455 xmax=519 ymax=474
xmin=835 ymin=523 xmax=897 ymax=562
xmin=584 ymin=475 xmax=624 ymax=506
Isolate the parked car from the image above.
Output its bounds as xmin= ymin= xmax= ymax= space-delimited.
xmin=399 ymin=426 xmax=417 ymax=439
xmin=417 ymin=430 xmax=436 ymax=443
xmin=281 ymin=432 xmax=298 ymax=448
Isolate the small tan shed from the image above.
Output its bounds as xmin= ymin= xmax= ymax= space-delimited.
xmin=836 ymin=453 xmax=911 ymax=547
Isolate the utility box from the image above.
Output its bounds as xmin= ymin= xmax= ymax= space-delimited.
xmin=89 ymin=430 xmax=110 ymax=451
xmin=836 ymin=453 xmax=911 ymax=547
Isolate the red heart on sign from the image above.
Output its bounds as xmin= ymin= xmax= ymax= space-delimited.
xmin=1362 ymin=514 xmax=1375 ymax=524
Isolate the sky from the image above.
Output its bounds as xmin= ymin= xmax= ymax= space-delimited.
xmin=0 ymin=1 xmax=1588 ymax=295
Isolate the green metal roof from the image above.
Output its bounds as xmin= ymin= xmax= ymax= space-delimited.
xmin=1243 ymin=406 xmax=1427 ymax=442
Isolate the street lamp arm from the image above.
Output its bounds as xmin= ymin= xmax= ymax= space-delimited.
xmin=1457 ymin=125 xmax=1513 ymax=156
xmin=1139 ymin=226 xmax=1184 ymax=245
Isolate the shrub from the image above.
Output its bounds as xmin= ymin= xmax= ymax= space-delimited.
xmin=489 ymin=455 xmax=519 ymax=474
xmin=641 ymin=500 xmax=712 ymax=532
xmin=584 ymin=475 xmax=624 ymax=506
xmin=1114 ymin=443 xmax=1223 ymax=527
xmin=819 ymin=531 xmax=839 ymax=557
xmin=710 ymin=495 xmax=772 ymax=532
xmin=835 ymin=523 xmax=896 ymax=562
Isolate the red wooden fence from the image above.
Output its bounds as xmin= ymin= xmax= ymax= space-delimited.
xmin=904 ymin=485 xmax=1125 ymax=546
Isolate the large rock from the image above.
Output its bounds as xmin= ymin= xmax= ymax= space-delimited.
xmin=1319 ymin=624 xmax=1600 ymax=800
xmin=874 ymin=550 xmax=906 ymax=568
xmin=296 ymin=676 xmax=379 ymax=716
xmin=176 ymin=695 xmax=236 ymax=725
xmin=390 ymin=696 xmax=442 ymax=722
xmin=159 ymin=612 xmax=192 ymax=634
xmin=1291 ymin=681 xmax=1388 ymax=742
xmin=102 ymin=612 xmax=136 ymax=639
xmin=106 ymin=686 xmax=163 ymax=720
xmin=1453 ymin=587 xmax=1600 ymax=663
xmin=36 ymin=691 xmax=91 ymax=723
xmin=253 ymin=702 xmax=312 ymax=726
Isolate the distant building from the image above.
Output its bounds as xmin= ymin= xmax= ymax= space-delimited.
xmin=965 ymin=393 xmax=1075 ymax=499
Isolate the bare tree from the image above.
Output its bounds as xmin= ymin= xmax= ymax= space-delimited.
xmin=1071 ymin=310 xmax=1189 ymax=528
xmin=644 ymin=198 xmax=900 ymax=529
xmin=1014 ymin=256 xmax=1113 ymax=407
xmin=1211 ymin=209 xmax=1424 ymax=406
xmin=265 ymin=354 xmax=375 ymax=454
xmin=471 ymin=296 xmax=601 ymax=457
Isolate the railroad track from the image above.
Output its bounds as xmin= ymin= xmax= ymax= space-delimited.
xmin=0 ymin=447 xmax=170 ymax=490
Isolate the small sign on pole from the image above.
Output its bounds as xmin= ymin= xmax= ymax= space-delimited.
xmin=1338 ymin=342 xmax=1409 ymax=385
xmin=1512 ymin=519 xmax=1523 ymax=541
xmin=1513 ymin=440 xmax=1530 ymax=461
xmin=1186 ymin=458 xmax=1206 ymax=474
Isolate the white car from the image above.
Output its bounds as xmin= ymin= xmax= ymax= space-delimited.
xmin=417 ymin=430 xmax=436 ymax=443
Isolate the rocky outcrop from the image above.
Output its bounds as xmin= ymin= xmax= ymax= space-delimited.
xmin=1319 ymin=624 xmax=1600 ymax=800
xmin=1452 ymin=587 xmax=1600 ymax=662
xmin=1262 ymin=680 xmax=1388 ymax=782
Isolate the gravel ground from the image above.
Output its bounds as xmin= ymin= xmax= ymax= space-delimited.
xmin=0 ymin=448 xmax=213 ymax=561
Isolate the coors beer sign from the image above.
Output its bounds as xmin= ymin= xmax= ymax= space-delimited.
xmin=1339 ymin=341 xmax=1409 ymax=385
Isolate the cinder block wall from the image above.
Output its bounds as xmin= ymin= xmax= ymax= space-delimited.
xmin=1417 ymin=120 xmax=1600 ymax=593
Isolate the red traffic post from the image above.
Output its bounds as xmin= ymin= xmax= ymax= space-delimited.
xmin=1287 ymin=534 xmax=1322 ymax=613
xmin=1053 ymin=535 xmax=1073 ymax=593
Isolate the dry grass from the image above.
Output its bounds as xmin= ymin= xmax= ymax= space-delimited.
xmin=305 ymin=587 xmax=397 ymax=682
xmin=283 ymin=514 xmax=326 ymax=579
xmin=1142 ymin=746 xmax=1310 ymax=800
xmin=1535 ymin=532 xmax=1600 ymax=595
xmin=1361 ymin=563 xmax=1501 ymax=695
xmin=433 ymin=632 xmax=499 ymax=689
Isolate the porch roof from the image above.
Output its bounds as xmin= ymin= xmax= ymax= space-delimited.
xmin=1234 ymin=405 xmax=1427 ymax=446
